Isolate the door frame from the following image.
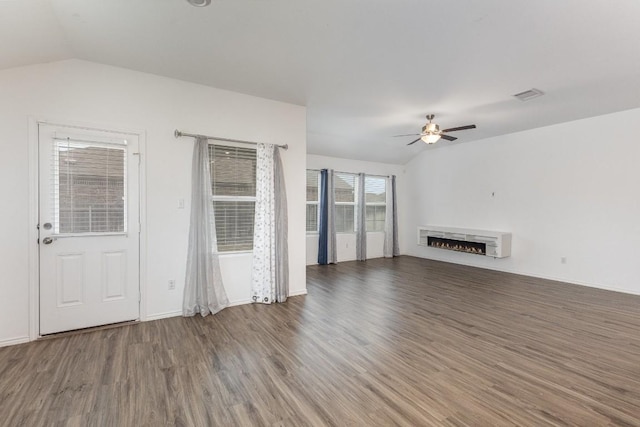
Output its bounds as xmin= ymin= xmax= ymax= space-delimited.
xmin=27 ymin=117 xmax=148 ymax=340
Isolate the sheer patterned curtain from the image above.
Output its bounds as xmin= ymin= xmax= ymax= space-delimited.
xmin=183 ymin=137 xmax=229 ymax=317
xmin=318 ymin=169 xmax=337 ymax=264
xmin=384 ymin=175 xmax=400 ymax=258
xmin=356 ymin=173 xmax=367 ymax=261
xmin=251 ymin=143 xmax=289 ymax=304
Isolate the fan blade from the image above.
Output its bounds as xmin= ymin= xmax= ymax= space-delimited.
xmin=440 ymin=134 xmax=457 ymax=142
xmin=407 ymin=137 xmax=421 ymax=146
xmin=441 ymin=124 xmax=476 ymax=133
xmin=393 ymin=133 xmax=421 ymax=137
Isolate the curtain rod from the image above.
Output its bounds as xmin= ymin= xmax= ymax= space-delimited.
xmin=307 ymin=168 xmax=392 ymax=179
xmin=174 ymin=129 xmax=288 ymax=150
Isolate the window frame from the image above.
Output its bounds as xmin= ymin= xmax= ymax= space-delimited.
xmin=209 ymin=141 xmax=257 ymax=254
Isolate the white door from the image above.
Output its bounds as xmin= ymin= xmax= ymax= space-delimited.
xmin=39 ymin=123 xmax=140 ymax=335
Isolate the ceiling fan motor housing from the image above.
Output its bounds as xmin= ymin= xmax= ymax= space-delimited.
xmin=423 ymin=122 xmax=440 ymax=134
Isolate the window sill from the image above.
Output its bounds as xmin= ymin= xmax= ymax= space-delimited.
xmin=216 ymin=250 xmax=252 ymax=257
xmin=333 ymin=231 xmax=386 ymax=235
xmin=304 ymin=232 xmax=386 ymax=236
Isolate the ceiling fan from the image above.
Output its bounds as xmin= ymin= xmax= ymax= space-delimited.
xmin=395 ymin=114 xmax=477 ymax=145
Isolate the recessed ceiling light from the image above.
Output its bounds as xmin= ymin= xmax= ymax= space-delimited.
xmin=186 ymin=0 xmax=211 ymax=6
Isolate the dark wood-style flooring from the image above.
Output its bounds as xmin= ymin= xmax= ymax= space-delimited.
xmin=2 ymin=256 xmax=640 ymax=426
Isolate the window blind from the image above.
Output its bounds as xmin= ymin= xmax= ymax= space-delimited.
xmin=334 ymin=172 xmax=356 ymax=203
xmin=53 ymin=140 xmax=127 ymax=234
xmin=209 ymin=145 xmax=257 ymax=197
xmin=209 ymin=144 xmax=257 ymax=252
xmin=334 ymin=172 xmax=356 ymax=232
xmin=365 ymin=176 xmax=386 ymax=231
xmin=364 ymin=176 xmax=386 ymax=203
xmin=306 ymin=169 xmax=320 ymax=232
xmin=306 ymin=169 xmax=319 ymax=202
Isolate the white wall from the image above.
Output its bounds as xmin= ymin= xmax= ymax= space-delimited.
xmin=405 ymin=107 xmax=640 ymax=295
xmin=0 ymin=59 xmax=307 ymax=346
xmin=306 ymin=154 xmax=405 ymax=265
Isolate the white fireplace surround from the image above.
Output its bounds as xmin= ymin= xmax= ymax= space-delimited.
xmin=417 ymin=225 xmax=512 ymax=258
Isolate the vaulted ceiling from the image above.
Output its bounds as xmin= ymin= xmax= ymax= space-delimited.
xmin=2 ymin=0 xmax=640 ymax=163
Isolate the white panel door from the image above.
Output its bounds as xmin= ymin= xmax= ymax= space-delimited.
xmin=39 ymin=123 xmax=140 ymax=335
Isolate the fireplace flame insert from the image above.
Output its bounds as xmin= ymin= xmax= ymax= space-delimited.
xmin=427 ymin=236 xmax=486 ymax=255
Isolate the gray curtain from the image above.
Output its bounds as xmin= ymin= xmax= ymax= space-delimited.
xmin=384 ymin=175 xmax=400 ymax=257
xmin=318 ymin=169 xmax=337 ymax=264
xmin=392 ymin=175 xmax=400 ymax=256
xmin=356 ymin=172 xmax=367 ymax=261
xmin=324 ymin=169 xmax=337 ymax=264
xmin=183 ymin=137 xmax=229 ymax=317
xmin=274 ymin=147 xmax=289 ymax=302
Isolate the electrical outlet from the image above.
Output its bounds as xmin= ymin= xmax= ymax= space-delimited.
xmin=168 ymin=279 xmax=175 ymax=290
xmin=178 ymin=199 xmax=185 ymax=209
xmin=561 ymin=257 xmax=567 ymax=264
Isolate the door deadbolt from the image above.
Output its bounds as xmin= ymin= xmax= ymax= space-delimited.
xmin=42 ymin=237 xmax=54 ymax=245
xmin=43 ymin=223 xmax=52 ymax=230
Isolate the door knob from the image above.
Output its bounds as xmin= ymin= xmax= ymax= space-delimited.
xmin=42 ymin=237 xmax=54 ymax=245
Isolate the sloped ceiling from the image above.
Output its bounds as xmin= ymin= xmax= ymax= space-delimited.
xmin=2 ymin=0 xmax=640 ymax=164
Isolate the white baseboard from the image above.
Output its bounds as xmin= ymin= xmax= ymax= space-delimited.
xmin=511 ymin=271 xmax=640 ymax=296
xmin=289 ymin=289 xmax=308 ymax=297
xmin=144 ymin=302 xmax=250 ymax=320
xmin=408 ymin=253 xmax=640 ymax=297
xmin=144 ymin=292 xmax=308 ymax=321
xmin=0 ymin=336 xmax=30 ymax=348
xmin=145 ymin=310 xmax=182 ymax=321
xmin=228 ymin=290 xmax=307 ymax=307
xmin=228 ymin=298 xmax=251 ymax=307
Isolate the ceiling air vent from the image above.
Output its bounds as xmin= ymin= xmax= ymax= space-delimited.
xmin=513 ymin=88 xmax=544 ymax=102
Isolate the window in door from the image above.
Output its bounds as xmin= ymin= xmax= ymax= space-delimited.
xmin=53 ymin=139 xmax=127 ymax=235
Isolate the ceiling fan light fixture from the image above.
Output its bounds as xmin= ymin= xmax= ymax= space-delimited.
xmin=422 ymin=134 xmax=441 ymax=144
xmin=400 ymin=114 xmax=476 ymax=147
xmin=186 ymin=0 xmax=211 ymax=6
xmin=424 ymin=123 xmax=439 ymax=133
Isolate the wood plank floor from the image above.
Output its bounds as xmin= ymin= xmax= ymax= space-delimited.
xmin=2 ymin=256 xmax=640 ymax=426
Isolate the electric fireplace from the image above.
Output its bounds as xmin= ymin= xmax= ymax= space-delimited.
xmin=417 ymin=225 xmax=512 ymax=258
